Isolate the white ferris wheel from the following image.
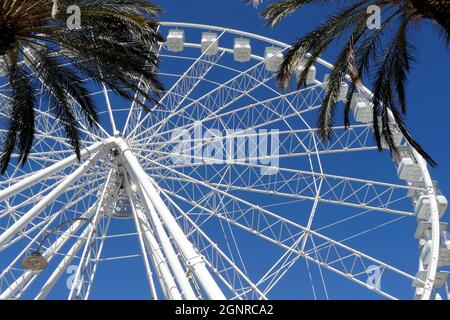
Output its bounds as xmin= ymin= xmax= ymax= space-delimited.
xmin=0 ymin=22 xmax=448 ymax=300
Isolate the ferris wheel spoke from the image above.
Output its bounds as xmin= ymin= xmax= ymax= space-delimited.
xmin=123 ymin=25 xmax=163 ymax=137
xmin=129 ymin=75 xmax=319 ymax=145
xmin=34 ymin=217 xmax=95 ymax=300
xmin=67 ymin=169 xmax=116 ymax=300
xmin=0 ymin=141 xmax=106 ymax=202
xmin=131 ymin=93 xmax=323 ymax=164
xmin=124 ymin=181 xmax=159 ymax=300
xmin=159 ymin=184 xmax=421 ymax=300
xmin=0 ymin=151 xmax=106 ymax=250
xmin=147 ymin=161 xmax=422 ymax=292
xmin=154 ymin=172 xmax=412 ymax=217
xmin=132 ymin=87 xmax=328 ymax=161
xmin=126 ymin=186 xmax=183 ymax=300
xmin=102 ymin=84 xmax=117 ymax=134
xmin=132 ymin=83 xmax=307 ymax=152
xmin=306 ymin=236 xmax=330 ymax=299
xmin=149 ymin=50 xmax=228 ymax=131
xmin=131 ymin=53 xmax=277 ymax=144
xmin=72 ymin=216 xmax=111 ymax=300
xmin=252 ymin=236 xmax=305 ymax=297
xmin=151 ymin=40 xmax=226 ymax=133
xmin=158 ymin=186 xmax=267 ymax=300
xmin=159 ymin=182 xmax=308 ymax=257
xmin=0 ymin=177 xmax=105 ymax=251
xmin=0 ymin=209 xmax=95 ymax=300
xmin=143 ymin=151 xmax=418 ymax=216
xmin=138 ymin=126 xmax=379 ymax=178
xmin=132 ymin=122 xmax=370 ymax=154
xmin=127 ymin=33 xmax=227 ymax=139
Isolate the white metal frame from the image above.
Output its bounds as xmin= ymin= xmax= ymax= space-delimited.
xmin=0 ymin=22 xmax=444 ymax=300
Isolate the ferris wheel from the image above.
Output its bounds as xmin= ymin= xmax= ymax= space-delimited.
xmin=0 ymin=22 xmax=448 ymax=300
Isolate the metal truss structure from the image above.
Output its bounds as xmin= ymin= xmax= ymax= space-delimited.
xmin=0 ymin=22 xmax=448 ymax=300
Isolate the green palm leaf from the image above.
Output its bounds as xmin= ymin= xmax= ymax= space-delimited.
xmin=0 ymin=0 xmax=164 ymax=172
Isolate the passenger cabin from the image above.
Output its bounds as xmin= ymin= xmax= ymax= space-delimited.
xmin=350 ymin=94 xmax=373 ymax=123
xmin=264 ymin=47 xmax=283 ymax=72
xmin=408 ymin=181 xmax=448 ymax=220
xmin=167 ymin=29 xmax=185 ymax=53
xmin=201 ymin=32 xmax=219 ymax=56
xmin=337 ymin=82 xmax=349 ymax=102
xmin=395 ymin=146 xmax=422 ymax=181
xmin=234 ymin=38 xmax=251 ymax=62
xmin=295 ymin=63 xmax=316 ymax=86
xmin=420 ymin=234 xmax=450 ymax=268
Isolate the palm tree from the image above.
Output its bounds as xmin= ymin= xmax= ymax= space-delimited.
xmin=0 ymin=0 xmax=164 ymax=173
xmin=255 ymin=0 xmax=450 ymax=165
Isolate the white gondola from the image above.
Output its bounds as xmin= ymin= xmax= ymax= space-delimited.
xmin=296 ymin=63 xmax=316 ymax=85
xmin=167 ymin=29 xmax=185 ymax=52
xmin=415 ymin=221 xmax=448 ymax=240
xmin=337 ymin=82 xmax=349 ymax=102
xmin=264 ymin=47 xmax=283 ymax=72
xmin=413 ymin=270 xmax=449 ymax=288
xmin=373 ymin=119 xmax=403 ymax=149
xmin=201 ymin=32 xmax=219 ymax=56
xmin=350 ymin=94 xmax=373 ymax=123
xmin=415 ymin=195 xmax=448 ymax=220
xmin=322 ymin=75 xmax=348 ymax=102
xmin=0 ymin=57 xmax=8 ymax=77
xmin=420 ymin=233 xmax=450 ymax=268
xmin=380 ymin=129 xmax=403 ymax=149
xmin=438 ymin=231 xmax=450 ymax=266
xmin=409 ymin=181 xmax=448 ymax=220
xmin=396 ymin=146 xmax=422 ymax=181
xmin=322 ymin=74 xmax=330 ymax=91
xmin=234 ymin=38 xmax=251 ymax=62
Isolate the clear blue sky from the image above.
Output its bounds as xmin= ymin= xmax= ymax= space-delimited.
xmin=15 ymin=1 xmax=450 ymax=300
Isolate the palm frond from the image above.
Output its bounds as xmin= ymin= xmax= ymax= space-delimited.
xmin=0 ymin=64 xmax=36 ymax=173
xmin=0 ymin=0 xmax=165 ymax=172
xmin=254 ymin=0 xmax=449 ymax=166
